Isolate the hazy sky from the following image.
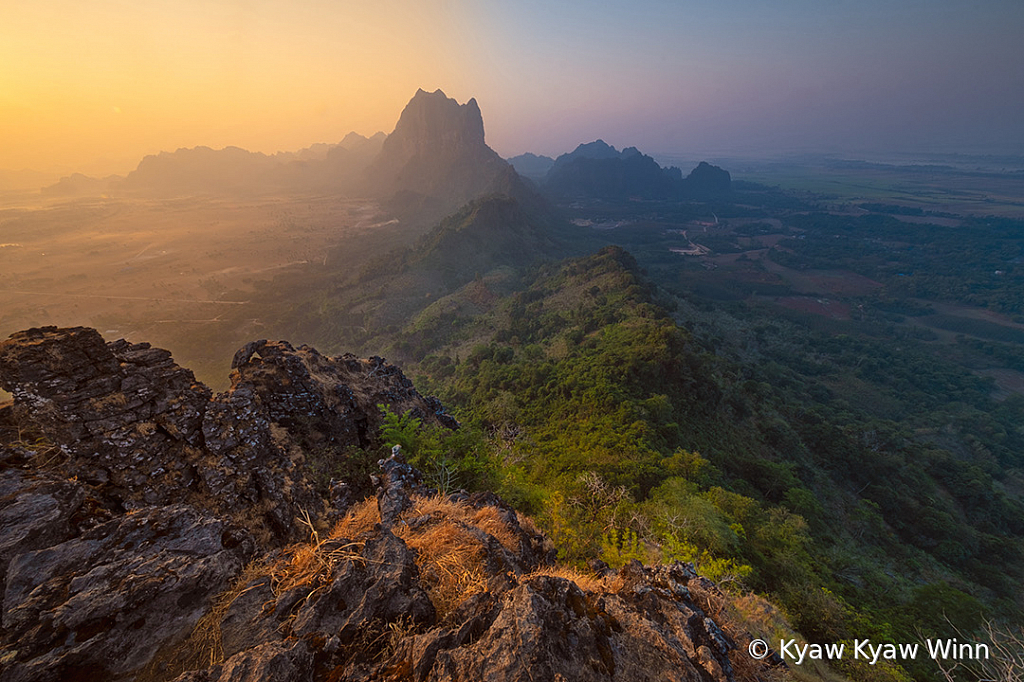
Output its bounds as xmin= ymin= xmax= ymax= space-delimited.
xmin=3 ymin=0 xmax=1022 ymax=175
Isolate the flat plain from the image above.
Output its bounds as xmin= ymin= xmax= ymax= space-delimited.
xmin=0 ymin=193 xmax=388 ymax=388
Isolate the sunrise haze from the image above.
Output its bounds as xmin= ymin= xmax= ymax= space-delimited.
xmin=3 ymin=0 xmax=1023 ymax=178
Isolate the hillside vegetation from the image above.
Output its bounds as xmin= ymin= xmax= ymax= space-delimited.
xmin=377 ymin=245 xmax=1024 ymax=682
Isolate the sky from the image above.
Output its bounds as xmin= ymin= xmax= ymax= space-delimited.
xmin=2 ymin=0 xmax=1023 ymax=176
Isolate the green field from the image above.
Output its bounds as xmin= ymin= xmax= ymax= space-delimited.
xmin=736 ymin=160 xmax=1024 ymax=217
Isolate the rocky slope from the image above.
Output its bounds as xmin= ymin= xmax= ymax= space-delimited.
xmin=0 ymin=327 xmax=782 ymax=682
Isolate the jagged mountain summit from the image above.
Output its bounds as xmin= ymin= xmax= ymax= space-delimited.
xmin=0 ymin=327 xmax=774 ymax=682
xmin=536 ymin=139 xmax=731 ymax=201
xmin=507 ymin=152 xmax=556 ymax=181
xmin=365 ymin=88 xmax=512 ymax=206
xmin=42 ymin=89 xmax=514 ymax=208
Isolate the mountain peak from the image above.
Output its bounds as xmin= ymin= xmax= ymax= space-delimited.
xmin=389 ymin=89 xmax=486 ymax=150
xmin=367 ymin=89 xmax=509 ymax=206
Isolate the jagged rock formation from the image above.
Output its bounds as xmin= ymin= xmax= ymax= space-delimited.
xmin=541 ymin=140 xmax=731 ymax=201
xmin=507 ymin=152 xmax=555 ymax=182
xmin=366 ymin=89 xmax=512 ymax=207
xmin=0 ymin=327 xmax=455 ymax=544
xmin=3 ymin=504 xmax=251 ymax=682
xmin=0 ymin=327 xmax=776 ymax=682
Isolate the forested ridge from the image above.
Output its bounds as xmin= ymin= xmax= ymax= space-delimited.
xmin=370 ymin=243 xmax=1024 ymax=681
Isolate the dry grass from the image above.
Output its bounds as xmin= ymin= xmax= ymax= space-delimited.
xmin=274 ymin=508 xmax=367 ymax=595
xmin=395 ymin=515 xmax=489 ymax=620
xmin=384 ymin=493 xmax=525 ymax=620
xmin=329 ymin=496 xmax=381 ymax=539
xmin=470 ymin=506 xmax=519 ymax=553
xmin=139 ymin=559 xmax=274 ymax=682
xmin=397 ymin=493 xmax=519 ymax=553
xmin=689 ymin=584 xmax=847 ymax=682
xmin=253 ymin=497 xmax=380 ymax=607
xmin=521 ymin=565 xmax=605 ymax=593
xmin=273 ymin=543 xmax=333 ymax=595
xmin=265 ymin=493 xmax=524 ymax=624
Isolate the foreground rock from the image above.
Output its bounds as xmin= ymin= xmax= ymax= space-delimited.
xmin=2 ymin=505 xmax=252 ymax=682
xmin=0 ymin=327 xmax=775 ymax=682
xmin=0 ymin=327 xmax=456 ymax=544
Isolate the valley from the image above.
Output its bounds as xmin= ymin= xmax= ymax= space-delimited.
xmin=1 ymin=89 xmax=1022 ymax=682
xmin=0 ymin=194 xmax=408 ymax=387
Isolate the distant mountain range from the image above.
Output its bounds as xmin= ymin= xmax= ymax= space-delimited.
xmin=41 ymin=90 xmax=731 ymax=212
xmin=511 ymin=140 xmax=731 ymax=200
xmin=44 ymin=133 xmax=386 ymax=198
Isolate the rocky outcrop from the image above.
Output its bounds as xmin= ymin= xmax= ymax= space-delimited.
xmin=156 ymin=478 xmax=743 ymax=682
xmin=0 ymin=327 xmax=456 ymax=543
xmin=0 ymin=327 xmax=773 ymax=682
xmin=2 ymin=504 xmax=252 ymax=682
xmin=376 ymin=560 xmax=738 ymax=682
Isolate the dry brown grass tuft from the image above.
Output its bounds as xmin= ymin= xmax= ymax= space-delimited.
xmin=522 ymin=565 xmax=605 ymax=593
xmin=273 ymin=530 xmax=365 ymax=598
xmin=390 ymin=493 xmax=527 ymax=618
xmin=330 ymin=496 xmax=381 ymax=539
xmin=264 ymin=493 xmax=524 ymax=625
xmin=399 ymin=493 xmax=519 ymax=553
xmin=395 ymin=516 xmax=489 ymax=620
xmin=274 ymin=543 xmax=330 ymax=595
xmin=471 ymin=506 xmax=519 ymax=553
xmin=403 ymin=492 xmax=463 ymax=519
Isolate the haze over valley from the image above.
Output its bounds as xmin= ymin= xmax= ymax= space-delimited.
xmin=1 ymin=3 xmax=1023 ymax=682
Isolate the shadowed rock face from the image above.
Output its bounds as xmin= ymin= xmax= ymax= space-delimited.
xmin=367 ymin=89 xmax=511 ymax=206
xmin=2 ymin=505 xmax=252 ymax=682
xmin=0 ymin=327 xmax=770 ymax=682
xmin=541 ymin=140 xmax=732 ymax=201
xmin=0 ymin=327 xmax=456 ymax=544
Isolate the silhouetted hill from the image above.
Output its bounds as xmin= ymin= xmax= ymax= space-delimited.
xmin=541 ymin=140 xmax=731 ymax=201
xmin=121 ymin=146 xmax=280 ymax=196
xmin=49 ymin=131 xmax=387 ymax=198
xmin=544 ymin=142 xmax=683 ymax=200
xmin=40 ymin=172 xmax=123 ymax=197
xmin=507 ymin=152 xmax=555 ymax=181
xmin=548 ymin=139 xmax=623 ymax=171
xmin=684 ymin=161 xmax=731 ymax=196
xmin=365 ymin=89 xmax=511 ymax=208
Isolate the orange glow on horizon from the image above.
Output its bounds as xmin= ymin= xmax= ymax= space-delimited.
xmin=0 ymin=1 xmax=477 ymax=175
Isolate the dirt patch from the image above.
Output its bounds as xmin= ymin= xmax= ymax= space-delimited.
xmin=759 ymin=258 xmax=883 ymax=297
xmin=976 ymin=368 xmax=1024 ymax=400
xmin=891 ymin=214 xmax=963 ymax=227
xmin=773 ymin=296 xmax=852 ymax=320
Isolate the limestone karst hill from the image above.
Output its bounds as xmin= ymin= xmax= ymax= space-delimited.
xmin=0 ymin=327 xmax=780 ymax=682
xmin=366 ymin=89 xmax=511 ymax=208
